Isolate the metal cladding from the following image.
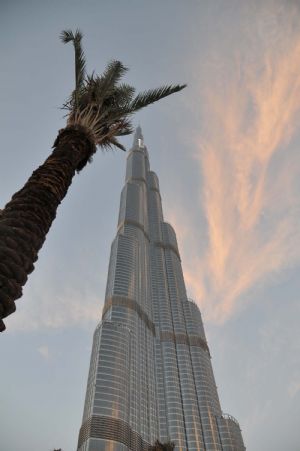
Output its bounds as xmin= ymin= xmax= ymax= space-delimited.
xmin=78 ymin=128 xmax=245 ymax=451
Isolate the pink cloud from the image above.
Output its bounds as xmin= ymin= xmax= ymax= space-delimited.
xmin=171 ymin=2 xmax=300 ymax=323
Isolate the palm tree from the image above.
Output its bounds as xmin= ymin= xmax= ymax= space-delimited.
xmin=0 ymin=30 xmax=186 ymax=332
xmin=149 ymin=440 xmax=175 ymax=451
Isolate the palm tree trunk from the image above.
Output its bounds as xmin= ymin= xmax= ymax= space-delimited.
xmin=0 ymin=124 xmax=95 ymax=331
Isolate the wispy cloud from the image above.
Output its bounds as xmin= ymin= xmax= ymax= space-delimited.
xmin=4 ymin=243 xmax=105 ymax=332
xmin=7 ymin=284 xmax=101 ymax=332
xmin=173 ymin=1 xmax=300 ymax=322
xmin=288 ymin=380 xmax=300 ymax=398
xmin=37 ymin=345 xmax=50 ymax=360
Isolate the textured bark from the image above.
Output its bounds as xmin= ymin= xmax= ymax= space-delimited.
xmin=0 ymin=124 xmax=95 ymax=331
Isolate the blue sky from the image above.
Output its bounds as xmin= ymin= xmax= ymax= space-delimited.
xmin=1 ymin=1 xmax=300 ymax=450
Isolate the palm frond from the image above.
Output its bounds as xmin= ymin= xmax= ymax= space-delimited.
xmin=113 ymin=118 xmax=133 ymax=137
xmin=80 ymin=63 xmax=128 ymax=110
xmin=109 ymin=137 xmax=126 ymax=151
xmin=128 ymin=84 xmax=187 ymax=113
xmin=60 ymin=29 xmax=75 ymax=43
xmin=115 ymin=124 xmax=134 ymax=136
xmin=61 ymin=28 xmax=86 ymax=106
xmin=99 ymin=61 xmax=128 ymax=100
xmin=112 ymin=84 xmax=136 ymax=106
xmin=74 ymin=31 xmax=86 ymax=92
xmin=61 ymin=29 xmax=186 ymax=153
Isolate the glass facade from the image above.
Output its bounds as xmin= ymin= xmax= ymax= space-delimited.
xmin=78 ymin=127 xmax=245 ymax=451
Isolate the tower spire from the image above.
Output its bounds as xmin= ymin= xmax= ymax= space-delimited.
xmin=132 ymin=125 xmax=144 ymax=148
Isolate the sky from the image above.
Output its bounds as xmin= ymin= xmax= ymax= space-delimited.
xmin=0 ymin=0 xmax=300 ymax=450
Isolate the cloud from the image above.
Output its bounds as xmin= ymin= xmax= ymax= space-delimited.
xmin=288 ymin=380 xmax=300 ymax=398
xmin=37 ymin=345 xmax=50 ymax=360
xmin=3 ymin=242 xmax=106 ymax=333
xmin=172 ymin=1 xmax=300 ymax=322
xmin=6 ymin=282 xmax=101 ymax=333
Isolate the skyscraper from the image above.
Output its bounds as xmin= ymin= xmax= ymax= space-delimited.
xmin=78 ymin=127 xmax=245 ymax=451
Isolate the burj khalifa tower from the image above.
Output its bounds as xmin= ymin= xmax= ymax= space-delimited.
xmin=77 ymin=127 xmax=245 ymax=451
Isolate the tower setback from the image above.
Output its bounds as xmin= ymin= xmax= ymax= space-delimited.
xmin=78 ymin=127 xmax=245 ymax=451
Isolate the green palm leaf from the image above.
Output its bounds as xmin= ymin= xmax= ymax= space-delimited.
xmin=100 ymin=60 xmax=128 ymax=95
xmin=108 ymin=137 xmax=127 ymax=151
xmin=128 ymin=84 xmax=187 ymax=113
